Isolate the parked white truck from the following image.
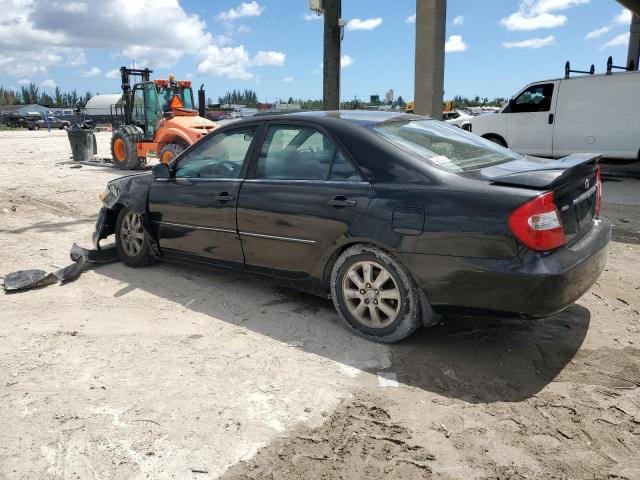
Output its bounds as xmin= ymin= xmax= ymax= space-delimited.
xmin=469 ymin=69 xmax=640 ymax=160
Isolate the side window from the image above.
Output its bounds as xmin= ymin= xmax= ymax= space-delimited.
xmin=175 ymin=127 xmax=256 ymax=179
xmin=255 ymin=126 xmax=334 ymax=180
xmin=330 ymin=151 xmax=360 ymax=181
xmin=512 ymin=83 xmax=554 ymax=113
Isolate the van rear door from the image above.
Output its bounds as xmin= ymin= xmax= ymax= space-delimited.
xmin=505 ymin=81 xmax=558 ymax=157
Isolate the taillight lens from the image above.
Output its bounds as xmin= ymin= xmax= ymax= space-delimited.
xmin=595 ymin=166 xmax=602 ymax=217
xmin=508 ymin=192 xmax=565 ymax=251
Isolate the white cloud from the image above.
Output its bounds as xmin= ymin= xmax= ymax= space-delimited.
xmin=197 ymin=46 xmax=285 ymax=80
xmin=340 ymin=55 xmax=354 ymax=68
xmin=501 ymin=0 xmax=589 ymax=31
xmin=217 ymin=1 xmax=264 ymax=22
xmin=303 ymin=13 xmax=322 ymax=21
xmin=503 ymin=35 xmax=556 ymax=48
xmin=405 ymin=14 xmax=416 ymax=24
xmin=346 ymin=18 xmax=383 ymax=31
xmin=252 ymin=50 xmax=285 ymax=66
xmin=41 ymin=79 xmax=56 ymax=89
xmin=282 ymin=76 xmax=294 ymax=82
xmin=452 ymin=16 xmax=464 ymax=26
xmin=585 ymin=25 xmax=610 ymax=39
xmin=445 ymin=35 xmax=468 ymax=52
xmin=0 ymin=0 xmax=281 ymax=81
xmin=600 ymin=32 xmax=630 ymax=49
xmin=60 ymin=2 xmax=88 ymax=13
xmin=81 ymin=66 xmax=101 ymax=77
xmin=18 ymin=78 xmax=31 ymax=85
xmin=105 ymin=69 xmax=120 ymax=79
xmin=530 ymin=0 xmax=590 ymax=14
xmin=501 ymin=12 xmax=567 ymax=30
xmin=615 ymin=8 xmax=632 ymax=25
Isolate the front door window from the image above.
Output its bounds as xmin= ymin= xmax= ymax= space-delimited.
xmin=512 ymin=83 xmax=554 ymax=113
xmin=175 ymin=127 xmax=257 ymax=179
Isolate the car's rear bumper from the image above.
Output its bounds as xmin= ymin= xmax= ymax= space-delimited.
xmin=402 ymin=219 xmax=611 ymax=317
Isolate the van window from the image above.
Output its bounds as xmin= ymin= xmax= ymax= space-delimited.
xmin=511 ymin=83 xmax=554 ymax=113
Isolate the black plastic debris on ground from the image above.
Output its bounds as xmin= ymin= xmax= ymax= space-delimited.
xmin=2 ymin=244 xmax=118 ymax=293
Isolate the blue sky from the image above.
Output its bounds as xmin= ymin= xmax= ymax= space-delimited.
xmin=0 ymin=0 xmax=634 ymax=102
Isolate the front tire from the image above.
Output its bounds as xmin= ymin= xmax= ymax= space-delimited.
xmin=111 ymin=126 xmax=144 ymax=170
xmin=32 ymin=124 xmax=40 ymax=131
xmin=115 ymin=208 xmax=152 ymax=267
xmin=331 ymin=245 xmax=422 ymax=343
xmin=159 ymin=143 xmax=185 ymax=164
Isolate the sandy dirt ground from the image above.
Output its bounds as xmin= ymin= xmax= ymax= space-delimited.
xmin=0 ymin=130 xmax=639 ymax=480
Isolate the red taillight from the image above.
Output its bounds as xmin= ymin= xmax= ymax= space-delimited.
xmin=508 ymin=192 xmax=565 ymax=251
xmin=595 ymin=166 xmax=602 ymax=217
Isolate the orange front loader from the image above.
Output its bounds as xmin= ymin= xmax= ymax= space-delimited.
xmin=110 ymin=67 xmax=218 ymax=169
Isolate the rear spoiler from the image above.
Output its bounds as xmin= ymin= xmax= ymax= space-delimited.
xmin=482 ymin=153 xmax=600 ymax=189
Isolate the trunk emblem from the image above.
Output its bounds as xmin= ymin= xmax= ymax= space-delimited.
xmin=561 ymin=205 xmax=570 ymax=212
xmin=584 ymin=178 xmax=590 ymax=190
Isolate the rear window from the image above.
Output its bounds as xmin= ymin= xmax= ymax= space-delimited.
xmin=372 ymin=119 xmax=523 ymax=173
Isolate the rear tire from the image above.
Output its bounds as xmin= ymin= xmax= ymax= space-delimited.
xmin=111 ymin=126 xmax=144 ymax=170
xmin=159 ymin=143 xmax=185 ymax=164
xmin=115 ymin=208 xmax=152 ymax=267
xmin=331 ymin=245 xmax=422 ymax=343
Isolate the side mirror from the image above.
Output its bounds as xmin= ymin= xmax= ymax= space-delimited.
xmin=506 ymin=99 xmax=515 ymax=112
xmin=152 ymin=163 xmax=171 ymax=179
xmin=163 ymin=111 xmax=174 ymax=119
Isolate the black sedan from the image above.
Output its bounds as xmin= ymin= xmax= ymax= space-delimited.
xmin=94 ymin=111 xmax=610 ymax=343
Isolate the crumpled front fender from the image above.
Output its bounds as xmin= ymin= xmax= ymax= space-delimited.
xmin=93 ymin=173 xmax=160 ymax=257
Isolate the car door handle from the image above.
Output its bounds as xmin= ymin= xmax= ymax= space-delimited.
xmin=214 ymin=192 xmax=235 ymax=201
xmin=548 ymin=113 xmax=554 ymax=124
xmin=327 ymin=196 xmax=357 ymax=208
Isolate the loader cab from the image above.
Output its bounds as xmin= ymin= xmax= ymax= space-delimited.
xmin=157 ymin=84 xmax=195 ymax=112
xmin=130 ymin=81 xmax=160 ymax=141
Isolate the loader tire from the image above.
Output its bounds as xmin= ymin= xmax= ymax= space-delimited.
xmin=159 ymin=143 xmax=185 ymax=164
xmin=111 ymin=126 xmax=144 ymax=170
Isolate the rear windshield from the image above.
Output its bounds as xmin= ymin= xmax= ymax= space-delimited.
xmin=372 ymin=119 xmax=522 ymax=173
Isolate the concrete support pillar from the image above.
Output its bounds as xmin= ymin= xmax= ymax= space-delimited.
xmin=323 ymin=0 xmax=341 ymax=110
xmin=414 ymin=0 xmax=447 ymax=119
xmin=628 ymin=13 xmax=640 ymax=70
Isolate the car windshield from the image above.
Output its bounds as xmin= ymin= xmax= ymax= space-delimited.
xmin=372 ymin=119 xmax=522 ymax=173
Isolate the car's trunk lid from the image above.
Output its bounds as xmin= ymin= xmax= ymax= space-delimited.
xmin=476 ymin=153 xmax=600 ymax=243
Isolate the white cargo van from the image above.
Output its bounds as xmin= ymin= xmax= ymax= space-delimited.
xmin=469 ymin=70 xmax=640 ymax=160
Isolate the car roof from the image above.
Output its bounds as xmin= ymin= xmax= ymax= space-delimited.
xmin=230 ymin=110 xmax=430 ymax=128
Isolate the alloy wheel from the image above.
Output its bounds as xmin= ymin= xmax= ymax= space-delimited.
xmin=341 ymin=260 xmax=401 ymax=328
xmin=120 ymin=211 xmax=145 ymax=257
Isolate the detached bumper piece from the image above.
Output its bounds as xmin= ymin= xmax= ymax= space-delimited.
xmin=2 ymin=244 xmax=118 ymax=293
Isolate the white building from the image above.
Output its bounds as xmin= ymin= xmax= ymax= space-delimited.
xmin=384 ymin=89 xmax=394 ymax=104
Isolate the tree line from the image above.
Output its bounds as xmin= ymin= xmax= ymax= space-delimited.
xmin=0 ymin=83 xmax=95 ymax=108
xmin=217 ymin=89 xmax=259 ymax=107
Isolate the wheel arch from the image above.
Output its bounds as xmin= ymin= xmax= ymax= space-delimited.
xmin=321 ymin=239 xmax=403 ymax=295
xmin=154 ymin=129 xmax=192 ymax=151
xmin=481 ymin=133 xmax=508 ymax=147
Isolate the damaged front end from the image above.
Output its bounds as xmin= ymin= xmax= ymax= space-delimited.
xmin=93 ymin=173 xmax=161 ymax=258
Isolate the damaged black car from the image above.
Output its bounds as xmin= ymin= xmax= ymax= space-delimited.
xmin=94 ymin=111 xmax=610 ymax=343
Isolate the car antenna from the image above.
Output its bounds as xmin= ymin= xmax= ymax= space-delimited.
xmin=606 ymin=56 xmax=635 ymax=75
xmin=564 ymin=61 xmax=595 ymax=79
